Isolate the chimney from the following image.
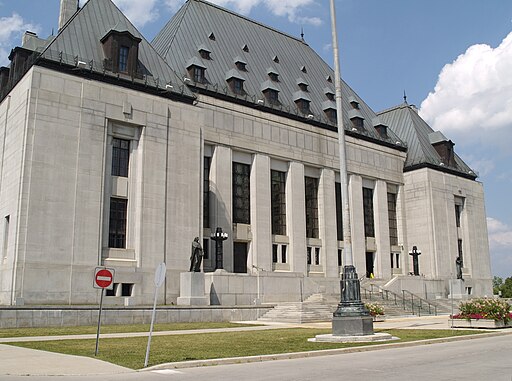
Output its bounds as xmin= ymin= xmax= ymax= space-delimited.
xmin=22 ymin=31 xmax=38 ymax=47
xmin=59 ymin=0 xmax=79 ymax=31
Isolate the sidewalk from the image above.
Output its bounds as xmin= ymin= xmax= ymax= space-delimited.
xmin=0 ymin=316 xmax=510 ymax=376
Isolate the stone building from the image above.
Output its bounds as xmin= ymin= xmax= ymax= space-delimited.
xmin=0 ymin=0 xmax=492 ymax=306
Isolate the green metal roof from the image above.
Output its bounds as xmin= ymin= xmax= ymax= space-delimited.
xmin=152 ymin=0 xmax=405 ymax=149
xmin=38 ymin=0 xmax=194 ymax=99
xmin=378 ymin=103 xmax=477 ymax=179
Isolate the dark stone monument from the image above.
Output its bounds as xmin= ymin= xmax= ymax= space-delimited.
xmin=456 ymin=256 xmax=464 ymax=280
xmin=189 ymin=237 xmax=203 ymax=272
xmin=332 ymin=265 xmax=374 ymax=336
xmin=409 ymin=246 xmax=421 ymax=276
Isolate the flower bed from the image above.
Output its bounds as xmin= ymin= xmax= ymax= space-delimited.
xmin=450 ymin=298 xmax=512 ymax=329
xmin=365 ymin=303 xmax=385 ymax=321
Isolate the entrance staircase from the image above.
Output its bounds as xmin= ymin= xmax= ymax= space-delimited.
xmin=258 ymin=282 xmax=454 ymax=324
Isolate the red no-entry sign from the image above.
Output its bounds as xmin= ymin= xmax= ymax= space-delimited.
xmin=94 ymin=267 xmax=114 ymax=289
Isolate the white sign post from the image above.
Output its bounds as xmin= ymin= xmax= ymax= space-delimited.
xmin=93 ymin=267 xmax=115 ymax=356
xmin=144 ymin=262 xmax=166 ymax=367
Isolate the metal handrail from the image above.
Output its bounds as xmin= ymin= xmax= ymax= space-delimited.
xmin=361 ymin=285 xmax=437 ymax=316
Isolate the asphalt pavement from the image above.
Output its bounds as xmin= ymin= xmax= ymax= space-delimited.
xmin=0 ymin=315 xmax=510 ymax=377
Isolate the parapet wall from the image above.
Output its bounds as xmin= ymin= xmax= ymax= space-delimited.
xmin=0 ymin=305 xmax=272 ymax=329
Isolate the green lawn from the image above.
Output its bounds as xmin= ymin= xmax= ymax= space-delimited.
xmin=8 ymin=328 xmax=483 ymax=370
xmin=0 ymin=322 xmax=254 ymax=338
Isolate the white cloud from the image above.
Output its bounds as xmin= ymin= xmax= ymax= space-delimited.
xmin=80 ymin=0 xmax=159 ymax=28
xmin=164 ymin=0 xmax=186 ymax=13
xmin=487 ymin=217 xmax=512 ymax=247
xmin=419 ymin=32 xmax=512 ymax=150
xmin=487 ymin=217 xmax=512 ymax=277
xmin=0 ymin=13 xmax=39 ymax=66
xmin=172 ymin=0 xmax=322 ymax=26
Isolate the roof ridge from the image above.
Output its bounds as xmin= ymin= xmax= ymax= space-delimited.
xmin=190 ymin=0 xmax=308 ymax=45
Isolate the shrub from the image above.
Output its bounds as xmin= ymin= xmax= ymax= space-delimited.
xmin=452 ymin=298 xmax=511 ymax=323
xmin=365 ymin=303 xmax=384 ymax=317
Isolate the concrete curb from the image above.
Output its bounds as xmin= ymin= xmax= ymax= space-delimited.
xmin=143 ymin=329 xmax=512 ymax=371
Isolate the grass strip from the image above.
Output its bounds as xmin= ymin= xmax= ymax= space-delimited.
xmin=8 ymin=328 xmax=483 ymax=370
xmin=0 ymin=322 xmax=255 ymax=338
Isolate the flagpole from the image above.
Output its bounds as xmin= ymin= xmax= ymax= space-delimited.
xmin=329 ymin=0 xmax=373 ymax=336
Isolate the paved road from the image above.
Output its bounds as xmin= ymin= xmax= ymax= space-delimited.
xmin=2 ymin=333 xmax=511 ymax=381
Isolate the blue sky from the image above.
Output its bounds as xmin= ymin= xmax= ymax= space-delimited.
xmin=1 ymin=0 xmax=511 ymax=278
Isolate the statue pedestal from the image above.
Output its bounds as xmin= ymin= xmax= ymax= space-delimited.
xmin=177 ymin=272 xmax=210 ymax=306
xmin=332 ymin=315 xmax=374 ymax=336
xmin=448 ymin=279 xmax=466 ymax=300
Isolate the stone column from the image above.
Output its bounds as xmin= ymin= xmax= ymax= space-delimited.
xmin=250 ymin=154 xmax=272 ymax=271
xmin=287 ymin=162 xmax=306 ymax=274
xmin=374 ymin=180 xmax=391 ymax=279
xmin=348 ymin=175 xmax=365 ymax=275
xmin=319 ymin=169 xmax=338 ymax=278
xmin=210 ymin=146 xmax=233 ymax=272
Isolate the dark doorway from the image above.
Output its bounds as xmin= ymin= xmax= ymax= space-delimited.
xmin=234 ymin=242 xmax=248 ymax=273
xmin=366 ymin=252 xmax=375 ymax=278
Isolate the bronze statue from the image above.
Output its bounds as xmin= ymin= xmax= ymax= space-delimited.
xmin=190 ymin=237 xmax=203 ymax=272
xmin=456 ymin=256 xmax=463 ymax=280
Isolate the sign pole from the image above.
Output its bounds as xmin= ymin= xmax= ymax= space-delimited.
xmin=144 ymin=262 xmax=166 ymax=368
xmin=95 ymin=287 xmax=104 ymax=356
xmin=144 ymin=286 xmax=159 ymax=367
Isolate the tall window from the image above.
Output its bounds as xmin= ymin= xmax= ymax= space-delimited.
xmin=231 ymin=78 xmax=244 ymax=95
xmin=455 ymin=204 xmax=462 ymax=227
xmin=363 ymin=187 xmax=375 ymax=237
xmin=3 ymin=215 xmax=9 ymax=258
xmin=387 ymin=192 xmax=398 ymax=246
xmin=271 ymin=170 xmax=286 ymax=235
xmin=305 ymin=176 xmax=319 ymax=238
xmin=119 ymin=46 xmax=129 ymax=72
xmin=458 ymin=239 xmax=464 ymax=267
xmin=112 ymin=138 xmax=130 ymax=177
xmin=335 ymin=182 xmax=343 ymax=241
xmin=203 ymin=157 xmax=211 ymax=228
xmin=192 ymin=66 xmax=205 ymax=83
xmin=233 ymin=162 xmax=251 ymax=224
xmin=109 ymin=198 xmax=127 ymax=248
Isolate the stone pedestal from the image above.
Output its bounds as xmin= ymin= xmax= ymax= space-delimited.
xmin=448 ymin=279 xmax=466 ymax=300
xmin=177 ymin=272 xmax=210 ymax=306
xmin=332 ymin=315 xmax=374 ymax=336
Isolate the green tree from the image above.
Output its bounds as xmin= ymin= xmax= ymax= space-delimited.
xmin=501 ymin=277 xmax=512 ymax=298
xmin=493 ymin=276 xmax=503 ymax=295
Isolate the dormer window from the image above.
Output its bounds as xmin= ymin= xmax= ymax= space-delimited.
xmin=429 ymin=131 xmax=457 ymax=167
xmin=230 ymin=78 xmax=244 ymax=95
xmin=351 ymin=117 xmax=364 ymax=130
xmin=273 ymin=55 xmax=279 ymax=63
xmin=349 ymin=97 xmax=360 ymax=109
xmin=296 ymin=99 xmax=310 ymax=114
xmin=325 ymin=109 xmax=337 ymax=122
xmin=373 ymin=120 xmax=388 ymax=138
xmin=265 ymin=89 xmax=279 ymax=105
xmin=326 ymin=75 xmax=333 ymax=83
xmin=186 ymin=57 xmax=207 ymax=83
xmin=226 ymin=69 xmax=245 ymax=95
xmin=234 ymin=57 xmax=247 ymax=71
xmin=324 ymin=88 xmax=335 ymax=101
xmin=101 ymin=29 xmax=141 ymax=76
xmin=267 ymin=68 xmax=279 ymax=82
xmin=198 ymin=46 xmax=211 ymax=60
xmin=261 ymin=80 xmax=280 ymax=105
xmin=297 ymin=78 xmax=309 ymax=92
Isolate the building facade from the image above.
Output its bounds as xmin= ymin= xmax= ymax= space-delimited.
xmin=0 ymin=0 xmax=492 ymax=306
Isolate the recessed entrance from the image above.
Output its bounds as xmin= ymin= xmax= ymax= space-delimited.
xmin=365 ymin=252 xmax=375 ymax=278
xmin=233 ymin=242 xmax=248 ymax=273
